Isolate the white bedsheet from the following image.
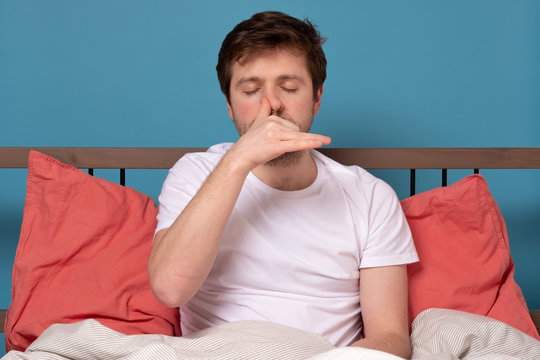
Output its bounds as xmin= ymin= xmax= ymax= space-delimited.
xmin=3 ymin=309 xmax=539 ymax=360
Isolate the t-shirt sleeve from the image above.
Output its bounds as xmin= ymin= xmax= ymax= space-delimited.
xmin=155 ymin=155 xmax=211 ymax=235
xmin=360 ymin=180 xmax=419 ymax=268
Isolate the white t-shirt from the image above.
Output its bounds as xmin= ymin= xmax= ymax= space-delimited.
xmin=156 ymin=143 xmax=418 ymax=346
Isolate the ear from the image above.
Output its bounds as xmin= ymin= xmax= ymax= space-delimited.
xmin=226 ymin=97 xmax=234 ymax=119
xmin=313 ymin=86 xmax=323 ymax=116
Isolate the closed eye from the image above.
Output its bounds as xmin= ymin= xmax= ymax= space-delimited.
xmin=244 ymin=88 xmax=260 ymax=96
xmin=282 ymin=88 xmax=297 ymax=93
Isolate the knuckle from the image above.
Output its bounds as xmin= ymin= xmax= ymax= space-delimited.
xmin=265 ymin=130 xmax=276 ymax=140
xmin=263 ymin=117 xmax=279 ymax=129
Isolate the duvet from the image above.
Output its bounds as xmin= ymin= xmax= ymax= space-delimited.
xmin=3 ymin=309 xmax=539 ymax=360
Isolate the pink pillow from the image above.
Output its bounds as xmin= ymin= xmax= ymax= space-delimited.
xmin=403 ymin=175 xmax=539 ymax=339
xmin=5 ymin=151 xmax=181 ymax=351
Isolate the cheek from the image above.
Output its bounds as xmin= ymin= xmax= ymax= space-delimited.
xmin=292 ymin=97 xmax=317 ymax=117
xmin=231 ymin=96 xmax=261 ymax=120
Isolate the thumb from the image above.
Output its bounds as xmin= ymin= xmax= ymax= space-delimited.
xmin=254 ymin=97 xmax=272 ymax=123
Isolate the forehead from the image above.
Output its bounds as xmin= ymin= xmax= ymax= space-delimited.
xmin=231 ymin=48 xmax=310 ymax=83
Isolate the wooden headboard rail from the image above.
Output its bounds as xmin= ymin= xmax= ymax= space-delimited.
xmin=1 ymin=147 xmax=539 ymax=336
xmin=1 ymin=147 xmax=540 ymax=169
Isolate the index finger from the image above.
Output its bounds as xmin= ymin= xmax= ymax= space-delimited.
xmin=254 ymin=97 xmax=272 ymax=123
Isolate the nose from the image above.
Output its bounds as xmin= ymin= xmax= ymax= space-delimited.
xmin=263 ymin=89 xmax=284 ymax=115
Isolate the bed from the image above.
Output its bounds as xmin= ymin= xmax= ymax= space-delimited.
xmin=0 ymin=146 xmax=539 ymax=359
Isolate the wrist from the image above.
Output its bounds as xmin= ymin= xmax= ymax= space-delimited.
xmin=220 ymin=147 xmax=257 ymax=177
xmin=218 ymin=150 xmax=252 ymax=180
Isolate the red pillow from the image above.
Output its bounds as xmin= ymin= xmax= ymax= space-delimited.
xmin=403 ymin=174 xmax=539 ymax=339
xmin=5 ymin=151 xmax=181 ymax=351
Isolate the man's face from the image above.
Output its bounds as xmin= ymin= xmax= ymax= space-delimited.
xmin=227 ymin=48 xmax=322 ymax=137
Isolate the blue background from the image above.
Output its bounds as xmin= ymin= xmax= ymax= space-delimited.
xmin=1 ymin=0 xmax=539 ymax=352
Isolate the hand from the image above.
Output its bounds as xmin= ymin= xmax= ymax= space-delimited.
xmin=227 ymin=98 xmax=331 ymax=172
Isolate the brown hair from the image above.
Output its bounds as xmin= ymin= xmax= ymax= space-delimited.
xmin=216 ymin=11 xmax=327 ymax=102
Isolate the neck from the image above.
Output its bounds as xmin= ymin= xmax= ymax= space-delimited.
xmin=252 ymin=150 xmax=318 ymax=191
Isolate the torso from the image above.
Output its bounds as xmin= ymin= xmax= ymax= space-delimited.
xmin=156 ymin=143 xmax=418 ymax=346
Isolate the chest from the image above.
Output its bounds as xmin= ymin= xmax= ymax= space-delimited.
xmin=207 ymin=185 xmax=362 ymax=296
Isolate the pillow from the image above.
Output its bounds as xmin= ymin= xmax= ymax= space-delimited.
xmin=5 ymin=151 xmax=181 ymax=351
xmin=402 ymin=174 xmax=539 ymax=339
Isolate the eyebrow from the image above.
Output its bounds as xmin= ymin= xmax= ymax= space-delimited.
xmin=234 ymin=75 xmax=306 ymax=89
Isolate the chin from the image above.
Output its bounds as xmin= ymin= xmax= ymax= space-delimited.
xmin=265 ymin=151 xmax=303 ymax=167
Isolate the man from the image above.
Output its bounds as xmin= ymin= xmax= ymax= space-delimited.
xmin=148 ymin=11 xmax=418 ymax=359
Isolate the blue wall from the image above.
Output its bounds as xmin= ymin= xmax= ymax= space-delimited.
xmin=1 ymin=0 xmax=539 ymax=351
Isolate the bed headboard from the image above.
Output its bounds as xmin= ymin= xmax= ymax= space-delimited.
xmin=1 ymin=147 xmax=540 ymax=335
xmin=3 ymin=147 xmax=540 ymax=169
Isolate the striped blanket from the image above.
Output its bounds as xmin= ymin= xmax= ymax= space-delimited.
xmin=3 ymin=309 xmax=539 ymax=360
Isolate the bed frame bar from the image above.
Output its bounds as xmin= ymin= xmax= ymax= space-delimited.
xmin=1 ymin=147 xmax=540 ymax=335
xmin=2 ymin=147 xmax=540 ymax=169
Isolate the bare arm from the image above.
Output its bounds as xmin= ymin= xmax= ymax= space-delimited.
xmin=147 ymin=98 xmax=331 ymax=307
xmin=148 ymin=155 xmax=249 ymax=307
xmin=351 ymin=265 xmax=411 ymax=359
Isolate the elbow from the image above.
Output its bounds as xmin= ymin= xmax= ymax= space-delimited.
xmin=148 ymin=262 xmax=190 ymax=308
xmin=147 ymin=238 xmax=204 ymax=308
xmin=150 ymin=280 xmax=184 ymax=308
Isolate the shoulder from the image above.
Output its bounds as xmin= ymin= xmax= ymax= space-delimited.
xmin=312 ymin=149 xmax=395 ymax=199
xmin=169 ymin=143 xmax=233 ymax=176
xmin=157 ymin=143 xmax=233 ymax=216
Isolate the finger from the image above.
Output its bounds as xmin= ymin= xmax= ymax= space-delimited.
xmin=280 ymin=137 xmax=332 ymax=153
xmin=254 ymin=97 xmax=272 ymax=123
xmin=278 ymin=134 xmax=332 ymax=152
xmin=276 ymin=117 xmax=300 ymax=130
xmin=278 ymin=131 xmax=331 ymax=145
xmin=264 ymin=116 xmax=300 ymax=131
